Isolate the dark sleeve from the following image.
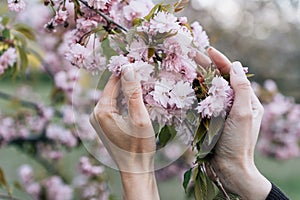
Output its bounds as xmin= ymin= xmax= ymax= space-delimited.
xmin=266 ymin=183 xmax=289 ymax=200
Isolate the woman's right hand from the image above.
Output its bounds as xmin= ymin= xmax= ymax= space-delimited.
xmin=205 ymin=47 xmax=272 ymax=200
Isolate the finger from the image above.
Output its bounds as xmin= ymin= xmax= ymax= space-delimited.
xmin=194 ymin=51 xmax=211 ymax=68
xmin=95 ymin=75 xmax=120 ymax=114
xmin=250 ymin=89 xmax=264 ymax=119
xmin=121 ymin=66 xmax=151 ymax=126
xmin=230 ymin=62 xmax=252 ymax=115
xmin=207 ymin=47 xmax=231 ymax=74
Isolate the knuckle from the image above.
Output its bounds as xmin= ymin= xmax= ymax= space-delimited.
xmin=126 ymin=87 xmax=142 ymax=101
xmin=132 ymin=118 xmax=151 ymax=128
xmin=236 ymin=80 xmax=251 ymax=90
xmin=95 ymin=109 xmax=114 ymax=122
xmin=235 ymin=110 xmax=253 ymax=121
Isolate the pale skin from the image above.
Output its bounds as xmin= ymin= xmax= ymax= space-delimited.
xmin=91 ymin=47 xmax=272 ymax=200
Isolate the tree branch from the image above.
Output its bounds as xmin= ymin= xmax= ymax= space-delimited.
xmin=78 ymin=0 xmax=128 ymax=33
xmin=0 ymin=90 xmax=62 ymax=117
xmin=0 ymin=193 xmax=21 ymax=200
xmin=0 ymin=91 xmax=39 ymax=111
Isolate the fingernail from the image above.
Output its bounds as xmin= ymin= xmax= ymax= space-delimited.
xmin=205 ymin=45 xmax=211 ymax=50
xmin=232 ymin=61 xmax=245 ymax=75
xmin=206 ymin=46 xmax=213 ymax=52
xmin=123 ymin=65 xmax=135 ymax=81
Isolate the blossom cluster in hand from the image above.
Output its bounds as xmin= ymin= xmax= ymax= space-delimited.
xmin=36 ymin=0 xmax=235 ymax=145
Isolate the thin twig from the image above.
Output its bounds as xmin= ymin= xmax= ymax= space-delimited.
xmin=78 ymin=0 xmax=128 ymax=33
xmin=207 ymin=164 xmax=230 ymax=200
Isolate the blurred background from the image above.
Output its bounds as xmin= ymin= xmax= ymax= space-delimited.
xmin=1 ymin=0 xmax=300 ymax=199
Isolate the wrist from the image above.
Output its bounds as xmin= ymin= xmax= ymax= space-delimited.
xmin=213 ymin=156 xmax=271 ymax=200
xmin=234 ymin=163 xmax=271 ymax=200
xmin=116 ymin=152 xmax=155 ymax=173
xmin=120 ymin=171 xmax=160 ymax=200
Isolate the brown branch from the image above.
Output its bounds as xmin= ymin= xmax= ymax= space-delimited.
xmin=78 ymin=0 xmax=128 ymax=33
xmin=0 ymin=193 xmax=21 ymax=200
xmin=0 ymin=91 xmax=39 ymax=111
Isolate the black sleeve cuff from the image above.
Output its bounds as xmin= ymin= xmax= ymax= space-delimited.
xmin=266 ymin=183 xmax=289 ymax=200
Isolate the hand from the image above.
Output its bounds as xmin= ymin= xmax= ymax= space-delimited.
xmin=90 ymin=66 xmax=156 ymax=172
xmin=90 ymin=66 xmax=159 ymax=200
xmin=205 ymin=47 xmax=272 ymax=200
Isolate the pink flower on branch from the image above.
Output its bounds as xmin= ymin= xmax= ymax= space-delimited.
xmin=7 ymin=0 xmax=26 ymax=12
xmin=87 ymin=0 xmax=110 ymax=10
xmin=196 ymin=76 xmax=233 ymax=118
xmin=149 ymin=11 xmax=180 ymax=34
xmin=0 ymin=48 xmax=17 ymax=75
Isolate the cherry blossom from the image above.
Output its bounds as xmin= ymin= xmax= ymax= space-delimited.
xmin=191 ymin=21 xmax=210 ymax=52
xmin=149 ymin=11 xmax=181 ymax=34
xmin=196 ymin=76 xmax=233 ymax=118
xmin=87 ymin=0 xmax=110 ymax=10
xmin=123 ymin=0 xmax=154 ymax=22
xmin=44 ymin=176 xmax=73 ymax=200
xmin=7 ymin=0 xmax=26 ymax=12
xmin=169 ymin=81 xmax=195 ymax=109
xmin=46 ymin=124 xmax=78 ymax=148
xmin=108 ymin=55 xmax=130 ymax=76
xmin=0 ymin=48 xmax=17 ymax=75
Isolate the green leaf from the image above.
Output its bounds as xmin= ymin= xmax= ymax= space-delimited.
xmin=14 ymin=24 xmax=36 ymax=41
xmin=2 ymin=17 xmax=10 ymax=26
xmin=193 ymin=118 xmax=209 ymax=147
xmin=194 ymin=166 xmax=216 ymax=200
xmin=2 ymin=29 xmax=10 ymax=39
xmin=133 ymin=18 xmax=143 ymax=26
xmin=207 ymin=116 xmax=225 ymax=144
xmin=246 ymin=73 xmax=255 ymax=78
xmin=144 ymin=4 xmax=161 ymax=21
xmin=198 ymin=116 xmax=225 ymax=159
xmin=158 ymin=125 xmax=176 ymax=147
xmin=183 ymin=168 xmax=192 ymax=192
xmin=148 ymin=47 xmax=155 ymax=59
xmin=16 ymin=45 xmax=28 ymax=71
xmin=206 ymin=173 xmax=217 ymax=199
xmin=174 ymin=0 xmax=190 ymax=12
xmin=0 ymin=167 xmax=8 ymax=188
xmin=101 ymin=38 xmax=118 ymax=59
xmin=194 ymin=171 xmax=206 ymax=200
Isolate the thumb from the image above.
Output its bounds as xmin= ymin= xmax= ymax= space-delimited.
xmin=230 ymin=62 xmax=252 ymax=114
xmin=121 ymin=66 xmax=150 ymax=125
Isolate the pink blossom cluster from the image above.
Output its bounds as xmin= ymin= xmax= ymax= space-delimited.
xmin=74 ymin=156 xmax=111 ymax=200
xmin=18 ymin=165 xmax=41 ymax=200
xmin=43 ymin=0 xmax=72 ymax=32
xmin=196 ymin=76 xmax=234 ymax=118
xmin=0 ymin=48 xmax=17 ymax=75
xmin=53 ymin=0 xmax=234 ymax=144
xmin=46 ymin=124 xmax=78 ymax=148
xmin=18 ymin=164 xmax=74 ymax=200
xmin=78 ymin=156 xmax=105 ymax=176
xmin=0 ymin=104 xmax=53 ymax=146
xmin=108 ymin=15 xmax=208 ymax=115
xmin=44 ymin=176 xmax=73 ymax=200
xmin=7 ymin=0 xmax=26 ymax=12
xmin=254 ymin=80 xmax=300 ymax=159
xmin=105 ymin=10 xmax=232 ymax=143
